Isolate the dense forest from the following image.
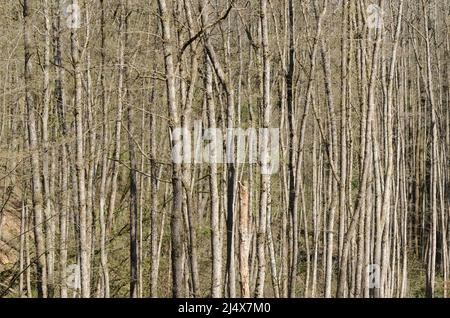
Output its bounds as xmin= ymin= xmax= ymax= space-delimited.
xmin=0 ymin=0 xmax=449 ymax=298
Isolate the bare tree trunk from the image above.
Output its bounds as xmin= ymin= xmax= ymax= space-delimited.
xmin=204 ymin=52 xmax=222 ymax=298
xmin=71 ymin=0 xmax=90 ymax=297
xmin=239 ymin=182 xmax=250 ymax=297
xmin=157 ymin=0 xmax=184 ymax=297
xmin=255 ymin=0 xmax=271 ymax=298
xmin=42 ymin=0 xmax=54 ymax=297
xmin=286 ymin=0 xmax=298 ymax=298
xmin=149 ymin=84 xmax=159 ymax=297
xmin=97 ymin=0 xmax=110 ymax=298
xmin=23 ymin=0 xmax=48 ymax=298
xmin=423 ymin=0 xmax=438 ymax=297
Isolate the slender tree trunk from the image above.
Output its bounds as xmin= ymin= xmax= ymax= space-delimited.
xmin=71 ymin=0 xmax=90 ymax=297
xmin=157 ymin=0 xmax=184 ymax=297
xmin=23 ymin=0 xmax=48 ymax=298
